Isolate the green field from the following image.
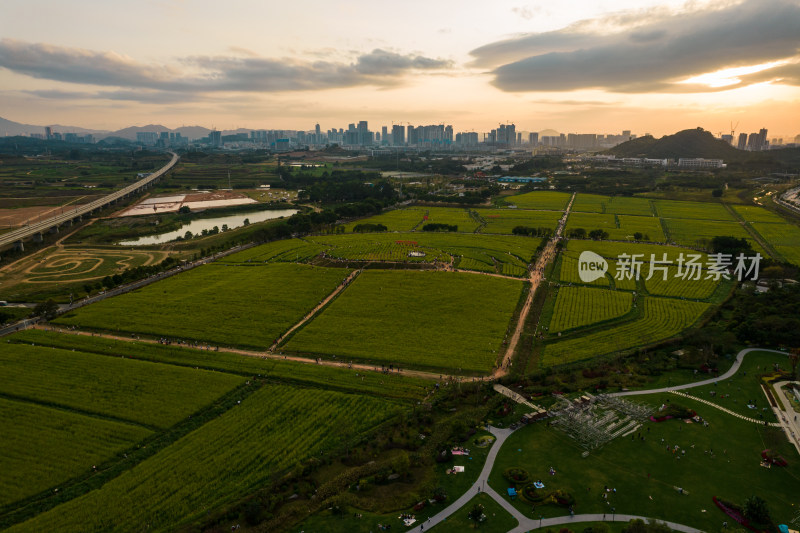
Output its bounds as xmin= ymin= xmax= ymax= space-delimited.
xmin=285 ymin=270 xmax=524 ymax=373
xmin=642 ymin=264 xmax=720 ymax=300
xmin=476 ymin=208 xmax=561 ymax=234
xmin=541 ymin=297 xmax=709 ymax=366
xmin=9 ymin=384 xmax=402 ymax=533
xmin=502 ymin=191 xmax=571 ymax=210
xmin=342 ymin=207 xmax=428 ymax=232
xmin=219 ymin=238 xmax=327 ymax=263
xmin=55 ymin=263 xmax=352 ymax=350
xmin=424 ymin=207 xmax=482 ymax=232
xmin=663 ymin=218 xmax=762 ymax=251
xmin=0 ymin=342 xmax=243 ymax=428
xmin=548 ymin=287 xmax=632 ymax=333
xmin=566 ymin=213 xmax=665 ymax=242
xmin=731 ymin=205 xmax=787 ymax=223
xmin=750 ymin=222 xmax=800 ymax=265
xmin=10 ymin=329 xmax=429 ymax=401
xmin=653 ymin=200 xmax=736 ymax=221
xmin=0 ymin=398 xmax=151 ymax=507
xmin=572 ymin=194 xmax=654 ymax=216
xmin=488 ymin=394 xmax=800 ymax=531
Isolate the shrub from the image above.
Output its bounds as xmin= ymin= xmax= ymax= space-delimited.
xmin=503 ymin=467 xmax=531 ymax=485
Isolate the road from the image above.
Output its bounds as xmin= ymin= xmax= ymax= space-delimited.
xmin=494 ymin=193 xmax=574 ymax=378
xmin=0 ymin=151 xmax=179 ymax=250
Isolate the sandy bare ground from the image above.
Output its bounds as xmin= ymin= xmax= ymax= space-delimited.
xmin=0 ymin=195 xmax=93 ymax=228
xmin=493 ymin=192 xmax=575 ymax=378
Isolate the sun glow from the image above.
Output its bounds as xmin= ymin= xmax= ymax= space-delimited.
xmin=679 ymin=60 xmax=791 ymax=88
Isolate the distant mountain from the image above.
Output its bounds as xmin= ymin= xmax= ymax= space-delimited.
xmin=174 ymin=126 xmax=211 ymax=139
xmin=607 ymin=128 xmax=747 ymax=161
xmin=0 ymin=116 xmax=46 ymax=136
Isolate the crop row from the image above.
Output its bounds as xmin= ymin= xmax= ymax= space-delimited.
xmin=0 ymin=398 xmax=151 ymax=507
xmin=285 ymin=270 xmax=524 ymax=373
xmin=9 ymin=384 xmax=402 ymax=533
xmin=54 ymin=263 xmax=352 ymax=351
xmin=548 ymin=287 xmax=632 ymax=333
xmin=0 ymin=341 xmax=243 ymax=429
xmin=541 ymin=297 xmax=709 ymax=366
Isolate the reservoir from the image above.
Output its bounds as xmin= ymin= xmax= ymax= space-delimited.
xmin=118 ymin=208 xmax=298 ymax=246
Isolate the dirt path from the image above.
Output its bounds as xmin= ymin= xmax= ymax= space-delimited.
xmin=493 ymin=193 xmax=575 ymax=378
xmin=270 ymin=269 xmax=361 ymax=350
xmin=0 ymin=219 xmax=97 ymax=275
xmin=33 ymin=324 xmax=443 ymax=380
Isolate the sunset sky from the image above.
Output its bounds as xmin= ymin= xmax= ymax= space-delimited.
xmin=1 ymin=0 xmax=798 ymax=137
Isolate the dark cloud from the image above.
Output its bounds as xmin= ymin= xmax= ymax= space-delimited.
xmin=471 ymin=0 xmax=800 ymax=93
xmin=0 ymin=40 xmax=452 ymax=100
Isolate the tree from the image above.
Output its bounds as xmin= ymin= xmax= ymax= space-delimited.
xmin=633 ymin=232 xmax=643 ymax=241
xmin=32 ymin=299 xmax=59 ymax=321
xmin=178 ymin=205 xmax=191 ymax=214
xmin=184 ymin=231 xmax=193 ymax=240
xmin=744 ymin=495 xmax=770 ymax=524
xmin=569 ymin=228 xmax=587 ymax=239
xmin=588 ymin=229 xmax=609 ymax=240
xmin=467 ymin=503 xmax=485 ymax=523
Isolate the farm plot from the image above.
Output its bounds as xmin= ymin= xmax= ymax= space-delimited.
xmin=617 ymin=215 xmax=666 ymax=242
xmin=565 ymin=212 xmax=616 ymax=235
xmin=308 ymin=232 xmax=541 ymax=276
xmin=502 ymin=191 xmax=571 ymax=210
xmin=342 ymin=207 xmax=426 ymax=232
xmin=22 ymin=248 xmax=166 ymax=283
xmin=663 ymin=218 xmax=762 ymax=252
xmin=750 ymin=222 xmax=800 ymax=265
xmin=423 ymin=207 xmax=482 ymax=232
xmin=643 ymin=264 xmax=720 ymax=300
xmin=0 ymin=342 xmax=243 ymax=429
xmin=9 ymin=384 xmax=401 ymax=533
xmin=572 ymin=194 xmax=653 ymax=216
xmin=558 ymin=251 xmax=610 ymax=287
xmin=732 ymin=205 xmax=787 ymax=223
xmin=285 ymin=270 xmax=524 ymax=373
xmin=653 ymin=200 xmax=735 ymax=221
xmin=548 ymin=287 xmax=632 ymax=333
xmin=540 ymin=297 xmax=709 ymax=366
xmin=475 ymin=208 xmax=561 ymax=234
xmin=0 ymin=398 xmax=151 ymax=507
xmin=219 ymin=238 xmax=327 ymax=263
xmin=10 ymin=329 xmax=429 ymax=402
xmin=55 ymin=263 xmax=352 ymax=350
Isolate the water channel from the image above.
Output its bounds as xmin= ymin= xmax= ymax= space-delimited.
xmin=118 ymin=208 xmax=298 ymax=246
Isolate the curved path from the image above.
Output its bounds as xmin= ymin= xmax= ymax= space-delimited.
xmin=611 ymin=348 xmax=786 ymax=397
xmin=669 ymin=390 xmax=782 ymax=426
xmin=412 ymin=346 xmax=792 ymax=533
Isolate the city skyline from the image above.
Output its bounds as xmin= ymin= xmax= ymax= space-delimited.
xmin=1 ymin=0 xmax=798 ymax=137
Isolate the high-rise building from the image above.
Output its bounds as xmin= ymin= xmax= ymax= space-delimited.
xmin=357 ymin=121 xmax=371 ymax=145
xmin=407 ymin=126 xmax=418 ymax=145
xmin=737 ymin=132 xmax=748 ymax=150
xmin=45 ymin=126 xmax=53 ymax=140
xmin=209 ymin=130 xmax=222 ymax=147
xmin=381 ymin=126 xmax=388 ymax=145
xmin=529 ymin=132 xmax=538 ymax=145
xmin=622 ymin=130 xmax=631 ymax=140
xmin=392 ymin=125 xmax=405 ymax=146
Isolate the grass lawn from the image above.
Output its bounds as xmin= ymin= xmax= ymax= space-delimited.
xmin=285 ymin=270 xmax=524 ymax=374
xmin=55 ymin=262 xmax=352 ymax=350
xmin=488 ymin=393 xmax=800 ymax=531
xmin=685 ymin=350 xmax=790 ymax=423
xmin=430 ymin=492 xmax=519 ymax=532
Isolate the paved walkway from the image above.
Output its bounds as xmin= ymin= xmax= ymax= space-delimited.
xmin=611 ymin=348 xmax=787 ymax=397
xmin=771 ymin=381 xmax=800 ymax=454
xmin=508 ymin=513 xmax=704 ymax=533
xmin=668 ymin=390 xmax=782 ymax=426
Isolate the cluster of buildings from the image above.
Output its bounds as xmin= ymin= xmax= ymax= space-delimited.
xmin=136 ymin=131 xmax=188 ymax=148
xmin=580 ymin=155 xmax=726 ymax=169
xmin=28 ymin=126 xmax=95 ymax=144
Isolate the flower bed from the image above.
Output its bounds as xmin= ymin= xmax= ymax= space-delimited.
xmin=712 ymin=497 xmax=770 ymax=533
xmin=503 ymin=467 xmax=531 ymax=485
xmin=761 ymin=449 xmax=788 ymax=467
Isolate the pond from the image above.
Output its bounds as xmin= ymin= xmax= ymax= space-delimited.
xmin=118 ymin=208 xmax=298 ymax=246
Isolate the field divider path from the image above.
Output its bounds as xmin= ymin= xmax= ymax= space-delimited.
xmin=30 ymin=324 xmax=445 ymax=381
xmin=270 ymin=269 xmax=361 ymax=351
xmin=722 ymin=202 xmax=780 ymax=260
xmin=494 ymin=192 xmax=575 ymax=378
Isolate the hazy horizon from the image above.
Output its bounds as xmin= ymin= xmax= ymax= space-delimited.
xmin=1 ymin=0 xmax=798 ymax=138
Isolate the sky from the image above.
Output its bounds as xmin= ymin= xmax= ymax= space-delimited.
xmin=0 ymin=0 xmax=798 ymax=138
